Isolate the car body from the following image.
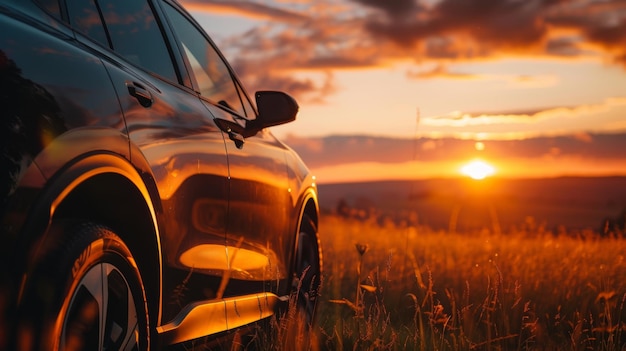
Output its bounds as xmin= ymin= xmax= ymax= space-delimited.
xmin=0 ymin=0 xmax=321 ymax=349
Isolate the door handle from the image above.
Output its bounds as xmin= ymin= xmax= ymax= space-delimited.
xmin=214 ymin=118 xmax=246 ymax=149
xmin=127 ymin=82 xmax=153 ymax=108
xmin=227 ymin=129 xmax=245 ymax=149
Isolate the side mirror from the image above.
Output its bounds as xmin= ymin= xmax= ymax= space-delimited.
xmin=248 ymin=91 xmax=298 ymax=131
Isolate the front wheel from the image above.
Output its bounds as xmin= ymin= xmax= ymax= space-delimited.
xmin=18 ymin=222 xmax=150 ymax=351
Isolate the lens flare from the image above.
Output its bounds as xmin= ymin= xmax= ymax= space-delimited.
xmin=460 ymin=160 xmax=495 ymax=180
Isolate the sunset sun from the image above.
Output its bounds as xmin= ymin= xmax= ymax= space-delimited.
xmin=460 ymin=160 xmax=496 ymax=180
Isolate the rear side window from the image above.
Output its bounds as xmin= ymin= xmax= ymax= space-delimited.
xmin=67 ymin=0 xmax=109 ymax=47
xmin=35 ymin=0 xmax=62 ymax=18
xmin=67 ymin=0 xmax=177 ymax=82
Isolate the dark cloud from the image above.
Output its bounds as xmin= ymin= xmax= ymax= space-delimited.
xmin=230 ymin=55 xmax=337 ymax=103
xmin=545 ymin=0 xmax=626 ymax=63
xmin=247 ymin=74 xmax=317 ymax=98
xmin=306 ymin=56 xmax=378 ymax=69
xmin=352 ymin=0 xmax=422 ymax=17
xmin=545 ymin=37 xmax=584 ymax=57
xmin=219 ymin=15 xmax=377 ymax=101
xmin=355 ymin=0 xmax=626 ymax=62
xmin=461 ymin=106 xmax=564 ymax=118
xmin=286 ymin=132 xmax=626 ymax=169
xmin=361 ymin=0 xmax=550 ymax=52
xmin=224 ymin=17 xmax=380 ymax=70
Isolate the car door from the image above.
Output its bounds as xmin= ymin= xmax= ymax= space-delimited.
xmin=65 ymin=0 xmax=232 ymax=321
xmin=160 ymin=2 xmax=294 ymax=291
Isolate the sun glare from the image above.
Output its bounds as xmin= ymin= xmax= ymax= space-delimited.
xmin=460 ymin=160 xmax=495 ymax=180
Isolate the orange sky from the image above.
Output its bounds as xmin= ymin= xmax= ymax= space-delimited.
xmin=182 ymin=0 xmax=626 ymax=183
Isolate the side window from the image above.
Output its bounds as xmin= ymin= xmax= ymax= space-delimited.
xmin=162 ymin=3 xmax=246 ymax=116
xmin=35 ymin=0 xmax=62 ymax=19
xmin=68 ymin=0 xmax=177 ymax=82
xmin=67 ymin=0 xmax=109 ymax=47
xmin=100 ymin=0 xmax=177 ymax=81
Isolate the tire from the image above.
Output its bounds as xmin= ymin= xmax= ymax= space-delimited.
xmin=293 ymin=214 xmax=321 ymax=327
xmin=17 ymin=222 xmax=149 ymax=351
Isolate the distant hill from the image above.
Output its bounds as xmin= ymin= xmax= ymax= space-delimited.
xmin=317 ymin=176 xmax=626 ymax=233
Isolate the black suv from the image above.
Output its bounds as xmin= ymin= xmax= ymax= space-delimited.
xmin=0 ymin=0 xmax=321 ymax=349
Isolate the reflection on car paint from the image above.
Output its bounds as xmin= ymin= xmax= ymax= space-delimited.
xmin=178 ymin=244 xmax=279 ymax=280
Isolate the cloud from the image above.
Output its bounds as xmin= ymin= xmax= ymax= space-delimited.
xmin=207 ymin=8 xmax=376 ymax=101
xmin=573 ymin=132 xmax=593 ymax=143
xmin=286 ymin=132 xmax=626 ymax=174
xmin=180 ymin=0 xmax=309 ymax=23
xmin=424 ymin=97 xmax=626 ymax=127
xmin=545 ymin=36 xmax=585 ymax=57
xmin=358 ymin=0 xmax=551 ymax=53
xmin=405 ymin=65 xmax=559 ymax=85
xmin=508 ymin=74 xmax=558 ymax=88
xmin=356 ymin=0 xmax=626 ymax=62
xmin=184 ymin=0 xmax=626 ymax=102
xmin=406 ymin=63 xmax=481 ymax=79
xmin=231 ymin=57 xmax=338 ymax=102
xmin=354 ymin=0 xmax=423 ymax=18
xmin=223 ymin=0 xmax=626 ymax=67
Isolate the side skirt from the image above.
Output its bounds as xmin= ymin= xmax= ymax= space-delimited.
xmin=157 ymin=293 xmax=289 ymax=346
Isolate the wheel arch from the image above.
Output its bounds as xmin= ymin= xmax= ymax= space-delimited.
xmin=283 ymin=187 xmax=322 ymax=326
xmin=296 ymin=187 xmax=322 ymax=277
xmin=302 ymin=190 xmax=319 ymax=232
xmin=22 ymin=152 xmax=164 ymax=330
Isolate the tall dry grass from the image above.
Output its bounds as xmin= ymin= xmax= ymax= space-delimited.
xmin=314 ymin=215 xmax=626 ymax=350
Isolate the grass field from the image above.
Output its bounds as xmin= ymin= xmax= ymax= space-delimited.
xmin=308 ymin=215 xmax=626 ymax=351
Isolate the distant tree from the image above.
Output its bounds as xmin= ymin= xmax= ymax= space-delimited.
xmin=601 ymin=208 xmax=625 ymax=237
xmin=336 ymin=198 xmax=350 ymax=218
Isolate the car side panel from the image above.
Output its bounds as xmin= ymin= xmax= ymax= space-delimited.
xmin=102 ymin=58 xmax=235 ymax=323
xmin=156 ymin=0 xmax=294 ymax=296
xmin=205 ymin=103 xmax=293 ymax=287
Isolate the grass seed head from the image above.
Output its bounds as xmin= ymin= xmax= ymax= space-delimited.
xmin=356 ymin=243 xmax=370 ymax=256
